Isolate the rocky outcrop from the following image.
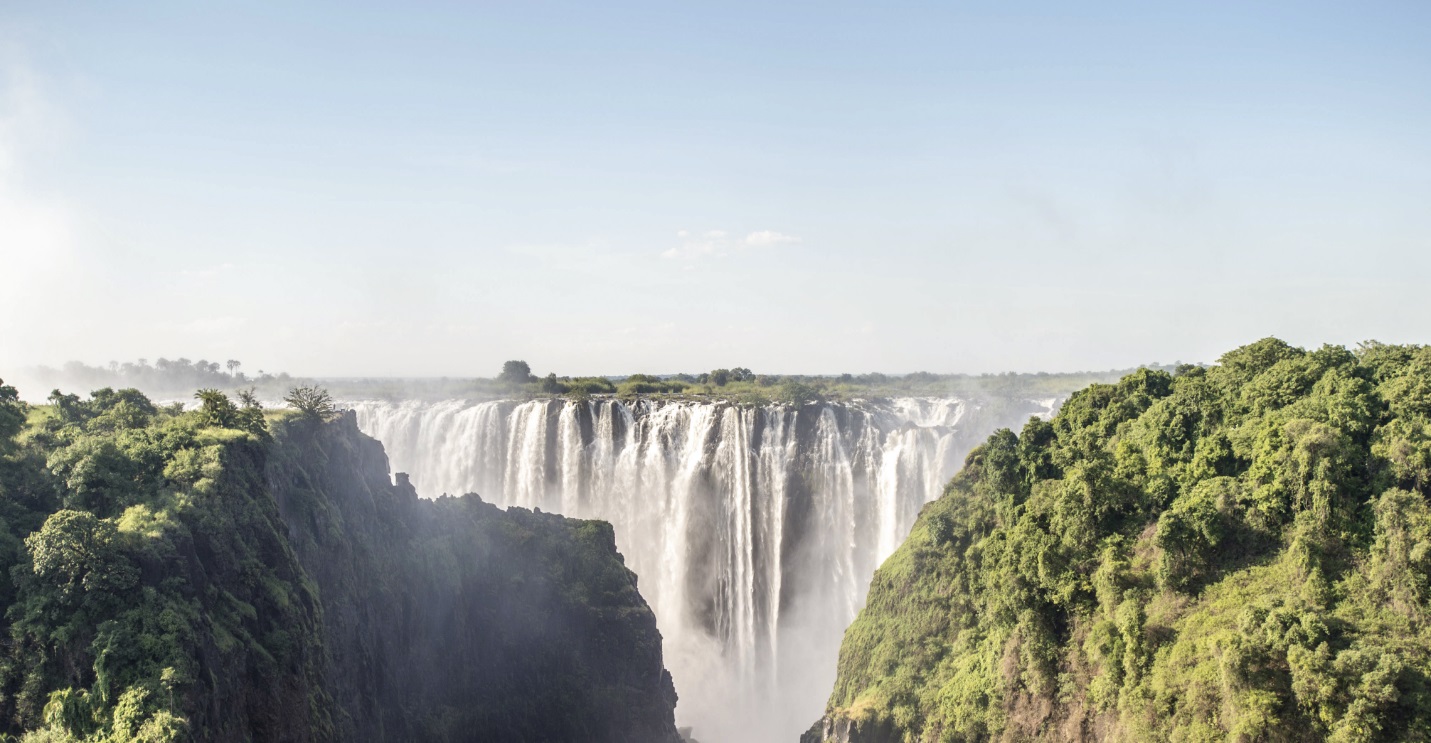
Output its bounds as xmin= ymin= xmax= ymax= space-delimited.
xmin=799 ymin=717 xmax=897 ymax=743
xmin=267 ymin=411 xmax=681 ymax=742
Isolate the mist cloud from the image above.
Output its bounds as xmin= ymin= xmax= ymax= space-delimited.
xmin=0 ymin=52 xmax=78 ymax=364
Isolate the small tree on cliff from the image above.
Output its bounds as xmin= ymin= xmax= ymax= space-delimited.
xmin=194 ymin=388 xmax=239 ymax=428
xmin=284 ymin=385 xmax=336 ymax=420
xmin=499 ymin=360 xmax=535 ymax=385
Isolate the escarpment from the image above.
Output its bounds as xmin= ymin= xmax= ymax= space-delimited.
xmin=807 ymin=340 xmax=1431 ymax=742
xmin=268 ymin=411 xmax=681 ymax=743
xmin=0 ymin=381 xmax=680 ymax=743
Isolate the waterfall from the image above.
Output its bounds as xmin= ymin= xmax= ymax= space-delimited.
xmin=347 ymin=395 xmax=1051 ymax=743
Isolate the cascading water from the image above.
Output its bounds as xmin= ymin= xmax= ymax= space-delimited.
xmin=347 ymin=396 xmax=1055 ymax=743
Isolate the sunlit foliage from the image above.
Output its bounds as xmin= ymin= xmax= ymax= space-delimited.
xmin=817 ymin=339 xmax=1431 ymax=742
xmin=0 ymin=382 xmax=326 ymax=741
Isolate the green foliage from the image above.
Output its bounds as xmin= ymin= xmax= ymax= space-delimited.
xmin=563 ymin=377 xmax=617 ymax=398
xmin=774 ymin=380 xmax=823 ymax=406
xmin=192 ymin=389 xmax=238 ymax=429
xmin=26 ymin=511 xmax=137 ymax=603
xmin=0 ymin=377 xmax=678 ymax=742
xmin=820 ymin=338 xmax=1431 ymax=742
xmin=282 ymin=385 xmax=335 ymax=420
xmin=617 ymin=375 xmax=689 ymax=396
xmin=499 ymin=360 xmax=535 ymax=385
xmin=0 ymin=381 xmax=29 ymax=453
xmin=0 ymin=383 xmax=327 ymax=740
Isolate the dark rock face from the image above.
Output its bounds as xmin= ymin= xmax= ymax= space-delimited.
xmin=267 ymin=412 xmax=682 ymax=743
xmin=800 ymin=716 xmax=898 ymax=743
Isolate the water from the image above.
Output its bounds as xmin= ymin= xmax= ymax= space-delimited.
xmin=347 ymin=396 xmax=1053 ymax=742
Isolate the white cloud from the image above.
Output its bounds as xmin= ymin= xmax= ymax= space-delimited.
xmin=744 ymin=230 xmax=800 ymax=247
xmin=663 ymin=228 xmax=800 ymax=260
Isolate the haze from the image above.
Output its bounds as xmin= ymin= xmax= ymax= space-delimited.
xmin=2 ymin=1 xmax=1429 ymax=379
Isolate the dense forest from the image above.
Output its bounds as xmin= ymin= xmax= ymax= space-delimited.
xmin=0 ymin=379 xmax=679 ymax=742
xmin=808 ymin=339 xmax=1431 ymax=742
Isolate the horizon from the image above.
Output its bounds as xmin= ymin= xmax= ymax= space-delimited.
xmin=21 ymin=354 xmax=1198 ymax=380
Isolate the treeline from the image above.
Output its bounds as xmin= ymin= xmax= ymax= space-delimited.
xmin=494 ymin=359 xmax=1148 ymax=406
xmin=23 ymin=358 xmax=1160 ymax=406
xmin=813 ymin=338 xmax=1431 ymax=742
xmin=25 ymin=359 xmax=290 ymax=399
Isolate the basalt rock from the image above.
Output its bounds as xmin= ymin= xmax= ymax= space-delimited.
xmin=267 ymin=411 xmax=681 ymax=742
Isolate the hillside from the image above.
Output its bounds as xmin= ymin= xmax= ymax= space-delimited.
xmin=0 ymin=380 xmax=679 ymax=742
xmin=807 ymin=339 xmax=1431 ymax=742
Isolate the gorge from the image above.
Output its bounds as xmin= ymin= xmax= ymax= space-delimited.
xmin=348 ymin=395 xmax=1059 ymax=742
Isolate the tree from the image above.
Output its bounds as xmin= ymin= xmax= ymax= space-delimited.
xmin=775 ymin=380 xmax=823 ymax=406
xmin=49 ymin=390 xmax=89 ymax=426
xmin=226 ymin=360 xmax=241 ymax=377
xmin=194 ymin=389 xmax=239 ymax=429
xmin=284 ymin=385 xmax=336 ymax=419
xmin=26 ymin=510 xmax=137 ymax=602
xmin=499 ymin=360 xmax=535 ymax=385
xmin=0 ymin=378 xmax=26 ymax=452
xmin=235 ymin=388 xmax=268 ymax=436
xmin=709 ymin=369 xmax=731 ymax=387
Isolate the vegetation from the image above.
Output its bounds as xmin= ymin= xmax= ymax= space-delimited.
xmin=281 ymin=385 xmax=335 ymax=420
xmin=0 ymin=381 xmax=327 ymax=742
xmin=0 ymin=377 xmax=681 ymax=742
xmin=19 ymin=359 xmax=1155 ymax=407
xmin=498 ymin=360 xmax=537 ymax=386
xmin=22 ymin=359 xmax=285 ymax=399
xmin=812 ymin=339 xmax=1431 ymax=742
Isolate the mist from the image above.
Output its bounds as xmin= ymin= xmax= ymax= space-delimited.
xmin=343 ymin=393 xmax=1074 ymax=743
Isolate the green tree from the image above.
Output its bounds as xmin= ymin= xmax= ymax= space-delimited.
xmin=46 ymin=437 xmax=147 ymax=514
xmin=283 ymin=386 xmax=336 ymax=419
xmin=193 ymin=389 xmax=239 ymax=429
xmin=499 ymin=360 xmax=535 ymax=385
xmin=775 ymin=380 xmax=822 ymax=406
xmin=0 ymin=377 xmax=26 ymax=453
xmin=48 ymin=390 xmax=89 ymax=427
xmin=26 ymin=510 xmax=137 ymax=602
xmin=233 ymin=389 xmax=267 ymax=436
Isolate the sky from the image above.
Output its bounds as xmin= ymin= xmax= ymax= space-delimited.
xmin=1 ymin=1 xmax=1429 ymax=379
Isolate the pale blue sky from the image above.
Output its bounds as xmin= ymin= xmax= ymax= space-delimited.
xmin=2 ymin=1 xmax=1428 ymax=377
